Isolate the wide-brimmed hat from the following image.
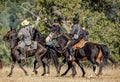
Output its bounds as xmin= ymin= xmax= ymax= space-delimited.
xmin=21 ymin=19 xmax=30 ymax=26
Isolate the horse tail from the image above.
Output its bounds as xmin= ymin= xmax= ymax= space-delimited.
xmin=48 ymin=48 xmax=60 ymax=71
xmin=99 ymin=45 xmax=116 ymax=65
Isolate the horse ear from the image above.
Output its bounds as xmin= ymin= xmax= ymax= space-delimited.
xmin=10 ymin=27 xmax=12 ymax=31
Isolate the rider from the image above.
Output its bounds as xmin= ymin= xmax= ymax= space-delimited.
xmin=44 ymin=18 xmax=61 ymax=46
xmin=68 ymin=13 xmax=83 ymax=60
xmin=17 ymin=16 xmax=40 ymax=60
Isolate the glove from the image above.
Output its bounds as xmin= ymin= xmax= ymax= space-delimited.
xmin=73 ymin=34 xmax=79 ymax=39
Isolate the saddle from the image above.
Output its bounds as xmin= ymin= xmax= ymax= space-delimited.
xmin=72 ymin=38 xmax=87 ymax=49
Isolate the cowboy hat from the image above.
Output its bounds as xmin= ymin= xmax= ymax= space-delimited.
xmin=21 ymin=19 xmax=30 ymax=26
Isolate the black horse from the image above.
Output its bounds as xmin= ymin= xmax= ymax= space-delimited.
xmin=52 ymin=34 xmax=85 ymax=77
xmin=3 ymin=28 xmax=47 ymax=77
xmin=54 ymin=34 xmax=116 ymax=77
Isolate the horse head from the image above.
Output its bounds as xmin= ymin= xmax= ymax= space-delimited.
xmin=54 ymin=33 xmax=70 ymax=49
xmin=32 ymin=29 xmax=46 ymax=45
xmin=3 ymin=29 xmax=17 ymax=42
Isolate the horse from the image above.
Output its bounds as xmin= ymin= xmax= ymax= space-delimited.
xmin=3 ymin=28 xmax=47 ymax=77
xmin=52 ymin=34 xmax=85 ymax=77
xmin=54 ymin=34 xmax=116 ymax=77
xmin=32 ymin=30 xmax=68 ymax=76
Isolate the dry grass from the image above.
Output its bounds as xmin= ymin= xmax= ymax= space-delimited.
xmin=0 ymin=65 xmax=120 ymax=82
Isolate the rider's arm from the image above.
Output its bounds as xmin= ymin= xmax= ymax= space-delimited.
xmin=44 ymin=22 xmax=52 ymax=29
xmin=30 ymin=16 xmax=40 ymax=28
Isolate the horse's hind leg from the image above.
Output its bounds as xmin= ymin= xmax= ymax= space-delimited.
xmin=8 ymin=62 xmax=15 ymax=77
xmin=18 ymin=61 xmax=28 ymax=76
xmin=98 ymin=62 xmax=104 ymax=75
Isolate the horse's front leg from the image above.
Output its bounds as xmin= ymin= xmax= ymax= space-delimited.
xmin=36 ymin=46 xmax=47 ymax=69
xmin=61 ymin=61 xmax=72 ymax=76
xmin=75 ymin=59 xmax=85 ymax=77
xmin=18 ymin=61 xmax=28 ymax=76
xmin=33 ymin=60 xmax=38 ymax=74
xmin=8 ymin=62 xmax=15 ymax=77
xmin=71 ymin=61 xmax=77 ymax=77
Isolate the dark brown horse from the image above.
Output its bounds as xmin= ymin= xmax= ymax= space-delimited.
xmin=32 ymin=34 xmax=68 ymax=76
xmin=3 ymin=28 xmax=47 ymax=77
xmin=54 ymin=34 xmax=116 ymax=77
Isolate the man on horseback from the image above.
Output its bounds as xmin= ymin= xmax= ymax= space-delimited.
xmin=17 ymin=16 xmax=40 ymax=60
xmin=44 ymin=18 xmax=61 ymax=46
xmin=68 ymin=13 xmax=83 ymax=60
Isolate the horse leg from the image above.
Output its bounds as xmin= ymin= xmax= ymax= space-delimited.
xmin=8 ymin=62 xmax=15 ymax=77
xmin=45 ymin=59 xmax=51 ymax=75
xmin=36 ymin=47 xmax=47 ymax=69
xmin=71 ymin=61 xmax=77 ymax=77
xmin=59 ymin=57 xmax=66 ymax=73
xmin=61 ymin=61 xmax=72 ymax=76
xmin=33 ymin=60 xmax=38 ymax=74
xmin=90 ymin=55 xmax=98 ymax=75
xmin=97 ymin=62 xmax=104 ymax=75
xmin=18 ymin=61 xmax=28 ymax=76
xmin=41 ymin=58 xmax=48 ymax=76
xmin=75 ymin=59 xmax=85 ymax=77
xmin=50 ymin=50 xmax=60 ymax=76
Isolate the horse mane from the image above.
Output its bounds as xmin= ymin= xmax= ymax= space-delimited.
xmin=32 ymin=29 xmax=46 ymax=45
xmin=60 ymin=33 xmax=70 ymax=42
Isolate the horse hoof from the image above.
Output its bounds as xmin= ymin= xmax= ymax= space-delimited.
xmin=8 ymin=75 xmax=11 ymax=77
xmin=95 ymin=73 xmax=99 ymax=76
xmin=56 ymin=74 xmax=60 ymax=77
xmin=99 ymin=72 xmax=103 ymax=75
xmin=88 ymin=74 xmax=93 ymax=79
xmin=82 ymin=74 xmax=85 ymax=77
xmin=61 ymin=73 xmax=66 ymax=77
xmin=61 ymin=74 xmax=65 ymax=77
xmin=72 ymin=74 xmax=76 ymax=78
xmin=45 ymin=74 xmax=49 ymax=76
xmin=33 ymin=70 xmax=38 ymax=75
xmin=41 ymin=73 xmax=45 ymax=76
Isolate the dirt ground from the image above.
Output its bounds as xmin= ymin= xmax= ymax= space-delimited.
xmin=0 ymin=65 xmax=120 ymax=82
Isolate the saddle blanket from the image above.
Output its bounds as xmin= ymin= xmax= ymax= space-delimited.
xmin=27 ymin=41 xmax=37 ymax=50
xmin=72 ymin=39 xmax=87 ymax=49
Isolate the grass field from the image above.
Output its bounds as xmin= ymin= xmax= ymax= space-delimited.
xmin=0 ymin=65 xmax=120 ymax=82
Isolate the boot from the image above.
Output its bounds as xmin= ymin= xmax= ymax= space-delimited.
xmin=69 ymin=48 xmax=75 ymax=61
xmin=18 ymin=47 xmax=25 ymax=60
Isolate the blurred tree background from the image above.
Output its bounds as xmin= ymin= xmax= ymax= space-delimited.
xmin=0 ymin=0 xmax=120 ymax=66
